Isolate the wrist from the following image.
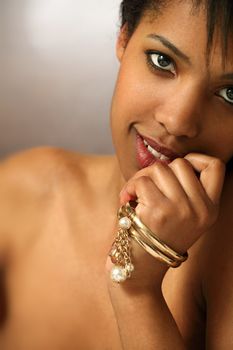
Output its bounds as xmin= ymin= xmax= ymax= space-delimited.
xmin=107 ymin=274 xmax=166 ymax=309
xmin=106 ymin=248 xmax=168 ymax=295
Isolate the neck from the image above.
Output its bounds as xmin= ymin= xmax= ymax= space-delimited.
xmin=104 ymin=155 xmax=126 ymax=214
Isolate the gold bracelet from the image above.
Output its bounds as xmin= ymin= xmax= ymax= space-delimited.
xmin=129 ymin=226 xmax=181 ymax=268
xmin=108 ymin=203 xmax=188 ymax=283
xmin=121 ymin=203 xmax=188 ymax=263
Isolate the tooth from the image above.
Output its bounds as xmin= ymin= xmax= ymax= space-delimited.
xmin=147 ymin=145 xmax=161 ymax=158
xmin=160 ymin=154 xmax=169 ymax=161
xmin=143 ymin=138 xmax=170 ymax=160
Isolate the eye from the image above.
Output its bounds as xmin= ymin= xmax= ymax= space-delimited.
xmin=146 ymin=51 xmax=176 ymax=74
xmin=218 ymin=87 xmax=233 ymax=105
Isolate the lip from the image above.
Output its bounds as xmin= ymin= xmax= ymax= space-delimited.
xmin=135 ymin=133 xmax=168 ymax=169
xmin=138 ymin=132 xmax=182 ymax=160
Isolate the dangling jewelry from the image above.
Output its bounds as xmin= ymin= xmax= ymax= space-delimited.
xmin=108 ymin=202 xmax=188 ymax=284
xmin=108 ymin=213 xmax=134 ymax=283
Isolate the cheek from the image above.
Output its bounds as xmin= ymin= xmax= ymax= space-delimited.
xmin=204 ymin=104 xmax=233 ymax=161
xmin=113 ymin=72 xmax=146 ymax=114
xmin=111 ymin=63 xmax=161 ymax=129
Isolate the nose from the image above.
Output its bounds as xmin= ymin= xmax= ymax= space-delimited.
xmin=154 ymin=82 xmax=205 ymax=138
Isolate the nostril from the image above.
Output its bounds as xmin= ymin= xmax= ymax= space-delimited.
xmin=156 ymin=114 xmax=200 ymax=139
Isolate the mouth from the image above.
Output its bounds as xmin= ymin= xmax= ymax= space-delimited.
xmin=143 ymin=139 xmax=170 ymax=161
xmin=135 ymin=132 xmax=181 ymax=169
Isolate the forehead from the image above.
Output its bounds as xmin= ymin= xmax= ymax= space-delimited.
xmin=135 ymin=1 xmax=233 ymax=70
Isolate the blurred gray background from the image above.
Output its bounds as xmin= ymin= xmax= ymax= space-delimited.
xmin=0 ymin=0 xmax=121 ymax=158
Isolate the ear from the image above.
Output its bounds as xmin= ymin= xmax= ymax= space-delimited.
xmin=116 ymin=24 xmax=129 ymax=62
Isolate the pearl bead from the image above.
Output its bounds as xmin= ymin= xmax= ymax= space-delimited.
xmin=119 ymin=217 xmax=132 ymax=230
xmin=110 ymin=265 xmax=127 ymax=283
xmin=125 ymin=263 xmax=134 ymax=273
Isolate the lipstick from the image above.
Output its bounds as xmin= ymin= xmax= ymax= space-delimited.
xmin=135 ymin=132 xmax=180 ymax=169
xmin=142 ymin=135 xmax=181 ymax=160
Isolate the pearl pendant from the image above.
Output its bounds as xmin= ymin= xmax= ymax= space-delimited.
xmin=119 ymin=217 xmax=132 ymax=230
xmin=125 ymin=263 xmax=134 ymax=273
xmin=110 ymin=265 xmax=127 ymax=283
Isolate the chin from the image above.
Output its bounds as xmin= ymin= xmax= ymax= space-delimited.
xmin=117 ymin=155 xmax=139 ymax=182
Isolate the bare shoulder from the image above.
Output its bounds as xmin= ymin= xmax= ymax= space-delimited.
xmin=199 ymin=172 xmax=233 ymax=348
xmin=0 ymin=147 xmax=87 ymax=259
xmin=0 ymin=146 xmax=87 ymax=187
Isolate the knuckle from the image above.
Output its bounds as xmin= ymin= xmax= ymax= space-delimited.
xmin=197 ymin=202 xmax=212 ymax=228
xmin=135 ymin=204 xmax=146 ymax=219
xmin=171 ymin=158 xmax=183 ymax=166
xmin=136 ymin=205 xmax=168 ymax=229
xmin=179 ymin=202 xmax=192 ymax=221
xmin=199 ymin=211 xmax=209 ymax=228
xmin=150 ymin=161 xmax=165 ymax=173
xmin=170 ymin=157 xmax=190 ymax=168
xmin=153 ymin=207 xmax=169 ymax=227
xmin=136 ymin=175 xmax=152 ymax=188
xmin=210 ymin=158 xmax=226 ymax=172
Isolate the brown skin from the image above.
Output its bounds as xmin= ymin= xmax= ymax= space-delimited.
xmin=0 ymin=148 xmax=232 ymax=350
xmin=0 ymin=148 xmax=124 ymax=350
xmin=0 ymin=1 xmax=233 ymax=349
xmin=106 ymin=2 xmax=233 ymax=347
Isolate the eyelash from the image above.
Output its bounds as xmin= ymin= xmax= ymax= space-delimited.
xmin=217 ymin=87 xmax=233 ymax=106
xmin=145 ymin=50 xmax=176 ymax=75
xmin=145 ymin=50 xmax=233 ymax=107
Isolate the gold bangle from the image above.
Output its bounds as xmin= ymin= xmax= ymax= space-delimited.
xmin=129 ymin=226 xmax=181 ymax=268
xmin=117 ymin=209 xmax=181 ymax=268
xmin=109 ymin=202 xmax=188 ymax=284
xmin=121 ymin=203 xmax=188 ymax=263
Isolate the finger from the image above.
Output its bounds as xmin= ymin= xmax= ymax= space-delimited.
xmin=145 ymin=162 xmax=188 ymax=201
xmin=169 ymin=158 xmax=207 ymax=202
xmin=119 ymin=175 xmax=165 ymax=206
xmin=121 ymin=162 xmax=186 ymax=202
xmin=119 ymin=166 xmax=157 ymax=203
xmin=184 ymin=153 xmax=226 ymax=204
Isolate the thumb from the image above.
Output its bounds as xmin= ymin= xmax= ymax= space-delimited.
xmin=184 ymin=153 xmax=226 ymax=204
xmin=119 ymin=185 xmax=136 ymax=205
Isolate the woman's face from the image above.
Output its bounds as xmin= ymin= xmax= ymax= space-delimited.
xmin=111 ymin=1 xmax=233 ymax=181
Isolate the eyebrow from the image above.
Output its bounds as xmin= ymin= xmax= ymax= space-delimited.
xmin=147 ymin=34 xmax=191 ymax=64
xmin=220 ymin=72 xmax=233 ymax=81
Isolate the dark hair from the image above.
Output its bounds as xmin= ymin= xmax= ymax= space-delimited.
xmin=120 ymin=0 xmax=233 ymax=59
xmin=120 ymin=0 xmax=233 ymax=172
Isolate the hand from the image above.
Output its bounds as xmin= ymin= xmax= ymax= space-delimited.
xmin=115 ymin=153 xmax=225 ymax=284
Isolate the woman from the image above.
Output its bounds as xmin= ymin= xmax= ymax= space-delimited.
xmin=0 ymin=0 xmax=232 ymax=349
